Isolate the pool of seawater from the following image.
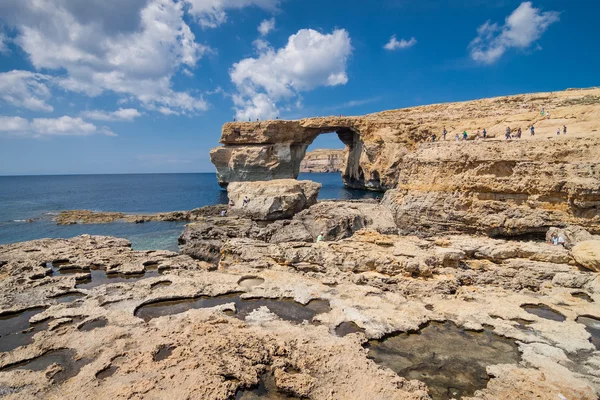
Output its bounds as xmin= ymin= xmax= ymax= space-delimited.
xmin=135 ymin=294 xmax=330 ymax=324
xmin=366 ymin=321 xmax=521 ymax=400
xmin=235 ymin=373 xmax=299 ymax=400
xmin=0 ymin=348 xmax=92 ymax=383
xmin=521 ymin=304 xmax=566 ymax=322
xmin=576 ymin=316 xmax=600 ymax=349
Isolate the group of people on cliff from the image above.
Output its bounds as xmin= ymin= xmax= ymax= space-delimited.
xmin=432 ymin=124 xmax=567 ymax=142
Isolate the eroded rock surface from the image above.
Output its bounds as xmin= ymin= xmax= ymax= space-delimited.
xmin=1 ymin=233 xmax=598 ymax=399
xmin=381 ymin=137 xmax=600 ymax=237
xmin=227 ymin=179 xmax=321 ymax=221
xmin=299 ymin=149 xmax=344 ymax=173
xmin=56 ymin=205 xmax=227 ymax=225
xmin=211 ymin=88 xmax=600 ymax=193
xmin=179 ymin=200 xmax=397 ymax=261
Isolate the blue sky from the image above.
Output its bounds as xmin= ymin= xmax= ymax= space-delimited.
xmin=0 ymin=0 xmax=598 ymax=175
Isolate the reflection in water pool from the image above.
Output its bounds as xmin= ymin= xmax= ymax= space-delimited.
xmin=135 ymin=294 xmax=330 ymax=324
xmin=576 ymin=316 xmax=600 ymax=349
xmin=521 ymin=304 xmax=566 ymax=322
xmin=235 ymin=373 xmax=299 ymax=400
xmin=366 ymin=321 xmax=520 ymax=400
xmin=0 ymin=348 xmax=92 ymax=384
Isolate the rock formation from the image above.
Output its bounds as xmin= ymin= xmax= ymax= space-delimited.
xmin=227 ymin=179 xmax=321 ymax=220
xmin=2 ymin=229 xmax=598 ymax=399
xmin=56 ymin=205 xmax=227 ymax=225
xmin=299 ymin=149 xmax=344 ymax=173
xmin=381 ymin=137 xmax=600 ymax=237
xmin=179 ymin=199 xmax=397 ymax=262
xmin=210 ymin=87 xmax=600 ymax=193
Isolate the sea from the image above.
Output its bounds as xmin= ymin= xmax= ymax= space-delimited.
xmin=0 ymin=173 xmax=378 ymax=251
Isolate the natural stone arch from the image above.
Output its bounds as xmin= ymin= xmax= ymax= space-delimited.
xmin=210 ymin=118 xmax=384 ymax=191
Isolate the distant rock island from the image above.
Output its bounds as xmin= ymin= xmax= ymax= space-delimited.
xmin=299 ymin=149 xmax=344 ymax=173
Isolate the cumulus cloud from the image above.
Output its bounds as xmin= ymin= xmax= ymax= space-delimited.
xmin=230 ymin=28 xmax=352 ymax=120
xmin=258 ymin=17 xmax=275 ymax=36
xmin=0 ymin=0 xmax=209 ymax=115
xmin=81 ymin=108 xmax=142 ymax=122
xmin=0 ymin=116 xmax=116 ymax=138
xmin=469 ymin=1 xmax=560 ymax=64
xmin=185 ymin=0 xmax=280 ymax=28
xmin=383 ymin=35 xmax=417 ymax=51
xmin=0 ymin=70 xmax=54 ymax=112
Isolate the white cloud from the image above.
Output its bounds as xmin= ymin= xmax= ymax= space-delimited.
xmin=469 ymin=1 xmax=559 ymax=64
xmin=184 ymin=0 xmax=280 ymax=28
xmin=0 ymin=0 xmax=209 ymax=115
xmin=81 ymin=108 xmax=142 ymax=122
xmin=0 ymin=31 xmax=8 ymax=53
xmin=383 ymin=35 xmax=417 ymax=51
xmin=0 ymin=116 xmax=116 ymax=138
xmin=230 ymin=28 xmax=352 ymax=120
xmin=232 ymin=93 xmax=278 ymax=121
xmin=258 ymin=17 xmax=275 ymax=36
xmin=0 ymin=70 xmax=54 ymax=112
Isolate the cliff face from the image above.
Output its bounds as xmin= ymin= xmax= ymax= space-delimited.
xmin=210 ymin=88 xmax=600 ymax=192
xmin=299 ymin=149 xmax=345 ymax=173
xmin=381 ymin=137 xmax=600 ymax=236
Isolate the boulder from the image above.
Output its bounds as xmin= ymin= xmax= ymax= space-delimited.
xmin=227 ymin=179 xmax=321 ymax=221
xmin=291 ymin=200 xmax=397 ymax=241
xmin=571 ymin=240 xmax=600 ymax=272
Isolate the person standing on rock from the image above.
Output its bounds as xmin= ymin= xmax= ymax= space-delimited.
xmin=443 ymin=127 xmax=447 ymax=140
xmin=483 ymin=128 xmax=487 ymax=139
xmin=517 ymin=127 xmax=522 ymax=139
xmin=505 ymin=127 xmax=511 ymax=140
xmin=242 ymin=196 xmax=249 ymax=207
xmin=455 ymin=132 xmax=459 ymax=142
xmin=432 ymin=133 xmax=437 ymax=142
xmin=557 ymin=128 xmax=561 ymax=135
xmin=563 ymin=125 xmax=567 ymax=135
xmin=530 ymin=125 xmax=535 ymax=136
xmin=462 ymin=131 xmax=468 ymax=141
xmin=316 ymin=233 xmax=323 ymax=243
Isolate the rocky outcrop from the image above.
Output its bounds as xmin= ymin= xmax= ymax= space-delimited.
xmin=56 ymin=205 xmax=227 ymax=225
xmin=1 ymin=227 xmax=599 ymax=399
xmin=227 ymin=179 xmax=321 ymax=220
xmin=179 ymin=200 xmax=398 ymax=262
xmin=211 ymin=88 xmax=600 ymax=192
xmin=299 ymin=149 xmax=345 ymax=173
xmin=381 ymin=137 xmax=600 ymax=237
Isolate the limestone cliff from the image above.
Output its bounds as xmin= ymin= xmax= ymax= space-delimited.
xmin=381 ymin=137 xmax=600 ymax=236
xmin=299 ymin=149 xmax=344 ymax=173
xmin=210 ymin=87 xmax=600 ymax=192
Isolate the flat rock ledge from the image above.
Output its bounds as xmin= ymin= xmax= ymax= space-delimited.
xmin=1 ymin=230 xmax=599 ymax=399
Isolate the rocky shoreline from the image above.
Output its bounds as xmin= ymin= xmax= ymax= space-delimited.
xmin=2 ymin=178 xmax=600 ymax=399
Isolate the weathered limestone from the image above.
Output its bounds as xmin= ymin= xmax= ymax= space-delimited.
xmin=572 ymin=240 xmax=600 ymax=272
xmin=381 ymin=137 xmax=600 ymax=237
xmin=211 ymin=87 xmax=600 ymax=193
xmin=179 ymin=200 xmax=398 ymax=261
xmin=299 ymin=149 xmax=345 ymax=173
xmin=1 ymin=231 xmax=599 ymax=399
xmin=56 ymin=205 xmax=227 ymax=225
xmin=227 ymin=179 xmax=321 ymax=220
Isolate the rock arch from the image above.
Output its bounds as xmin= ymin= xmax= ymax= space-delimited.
xmin=210 ymin=118 xmax=385 ymax=191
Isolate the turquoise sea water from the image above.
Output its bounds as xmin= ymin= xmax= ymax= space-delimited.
xmin=0 ymin=173 xmax=378 ymax=251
